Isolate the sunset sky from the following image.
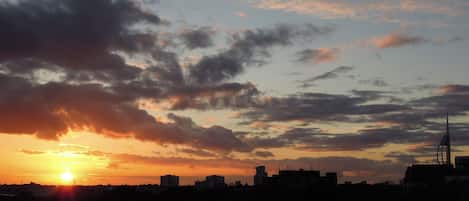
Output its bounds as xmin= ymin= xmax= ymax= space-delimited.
xmin=1 ymin=0 xmax=469 ymax=185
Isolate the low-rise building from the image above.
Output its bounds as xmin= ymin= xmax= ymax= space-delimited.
xmin=160 ymin=175 xmax=179 ymax=187
xmin=195 ymin=175 xmax=226 ymax=190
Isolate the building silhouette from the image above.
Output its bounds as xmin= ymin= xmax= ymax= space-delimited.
xmin=254 ymin=166 xmax=268 ymax=185
xmin=324 ymin=172 xmax=338 ymax=186
xmin=455 ymin=156 xmax=469 ymax=169
xmin=254 ymin=166 xmax=337 ymax=189
xmin=195 ymin=175 xmax=226 ymax=190
xmin=160 ymin=175 xmax=179 ymax=187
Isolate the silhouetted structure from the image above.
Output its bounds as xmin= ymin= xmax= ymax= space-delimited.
xmin=254 ymin=166 xmax=268 ymax=185
xmin=195 ymin=175 xmax=226 ymax=190
xmin=160 ymin=175 xmax=179 ymax=187
xmin=437 ymin=114 xmax=452 ymax=167
xmin=324 ymin=172 xmax=338 ymax=186
xmin=254 ymin=166 xmax=337 ymax=190
xmin=455 ymin=156 xmax=469 ymax=169
xmin=404 ymin=164 xmax=452 ymax=186
xmin=404 ymin=114 xmax=469 ymax=188
xmin=273 ymin=169 xmax=321 ymax=189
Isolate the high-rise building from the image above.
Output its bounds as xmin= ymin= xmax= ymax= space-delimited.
xmin=160 ymin=175 xmax=179 ymax=187
xmin=254 ymin=166 xmax=268 ymax=185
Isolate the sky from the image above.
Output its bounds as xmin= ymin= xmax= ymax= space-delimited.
xmin=0 ymin=0 xmax=469 ymax=185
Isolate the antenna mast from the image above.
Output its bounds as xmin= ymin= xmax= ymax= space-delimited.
xmin=446 ymin=113 xmax=451 ymax=167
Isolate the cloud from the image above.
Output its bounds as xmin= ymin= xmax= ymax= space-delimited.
xmin=299 ymin=66 xmax=353 ymax=87
xmin=437 ymin=84 xmax=469 ymax=95
xmin=358 ymin=79 xmax=389 ymax=87
xmin=188 ymin=23 xmax=334 ymax=85
xmin=238 ymin=85 xmax=469 ymax=152
xmin=0 ymin=75 xmax=251 ymax=153
xmin=252 ymin=0 xmax=468 ymax=20
xmin=20 ymin=149 xmax=46 ymax=155
xmin=240 ymin=92 xmax=407 ymax=123
xmin=411 ymin=88 xmax=469 ymax=115
xmin=246 ymin=126 xmax=440 ymax=151
xmin=236 ymin=11 xmax=248 ymax=17
xmin=0 ymin=0 xmax=274 ymax=154
xmin=254 ymin=150 xmax=275 ymax=158
xmin=167 ymin=82 xmax=260 ymax=110
xmin=177 ymin=148 xmax=217 ymax=158
xmin=179 ymin=26 xmax=216 ymax=49
xmin=371 ymin=33 xmax=427 ymax=49
xmin=296 ymin=48 xmax=340 ymax=64
xmin=0 ymin=0 xmax=163 ymax=82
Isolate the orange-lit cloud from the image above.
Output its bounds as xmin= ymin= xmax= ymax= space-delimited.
xmin=236 ymin=11 xmax=248 ymax=17
xmin=371 ymin=33 xmax=426 ymax=48
xmin=253 ymin=0 xmax=468 ymax=19
xmin=437 ymin=84 xmax=469 ymax=95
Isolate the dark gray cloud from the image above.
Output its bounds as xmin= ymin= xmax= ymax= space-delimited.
xmin=240 ymin=92 xmax=407 ymax=123
xmin=179 ymin=26 xmax=216 ymax=49
xmin=0 ymin=74 xmax=251 ymax=153
xmin=254 ymin=150 xmax=275 ymax=158
xmin=167 ymin=82 xmax=260 ymax=110
xmin=188 ymin=23 xmax=334 ymax=85
xmin=358 ymin=78 xmax=389 ymax=87
xmin=0 ymin=0 xmax=162 ymax=81
xmin=299 ymin=66 xmax=354 ymax=88
xmin=247 ymin=127 xmax=438 ymax=151
xmin=0 ymin=0 xmax=275 ymax=154
xmin=167 ymin=113 xmax=252 ymax=153
xmin=243 ymin=84 xmax=469 ymax=153
xmin=177 ymin=148 xmax=217 ymax=158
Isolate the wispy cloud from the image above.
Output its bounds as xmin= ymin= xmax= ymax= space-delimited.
xmin=371 ymin=32 xmax=427 ymax=48
xmin=296 ymin=48 xmax=340 ymax=64
xmin=298 ymin=66 xmax=354 ymax=87
xmin=252 ymin=0 xmax=468 ymax=20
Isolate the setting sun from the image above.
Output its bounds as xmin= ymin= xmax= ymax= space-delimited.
xmin=60 ymin=172 xmax=74 ymax=183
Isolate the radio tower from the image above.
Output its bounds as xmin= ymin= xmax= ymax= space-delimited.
xmin=446 ymin=113 xmax=451 ymax=167
xmin=437 ymin=113 xmax=452 ymax=167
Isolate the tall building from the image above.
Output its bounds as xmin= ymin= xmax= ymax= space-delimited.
xmin=160 ymin=175 xmax=179 ymax=187
xmin=254 ymin=166 xmax=268 ymax=185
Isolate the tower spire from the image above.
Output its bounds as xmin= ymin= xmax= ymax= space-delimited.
xmin=446 ymin=113 xmax=451 ymax=167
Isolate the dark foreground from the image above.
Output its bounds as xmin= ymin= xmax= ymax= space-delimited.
xmin=1 ymin=183 xmax=469 ymax=201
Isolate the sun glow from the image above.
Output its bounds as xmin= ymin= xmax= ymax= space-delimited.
xmin=60 ymin=172 xmax=74 ymax=183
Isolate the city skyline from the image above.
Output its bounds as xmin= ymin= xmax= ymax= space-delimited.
xmin=0 ymin=0 xmax=469 ymax=185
